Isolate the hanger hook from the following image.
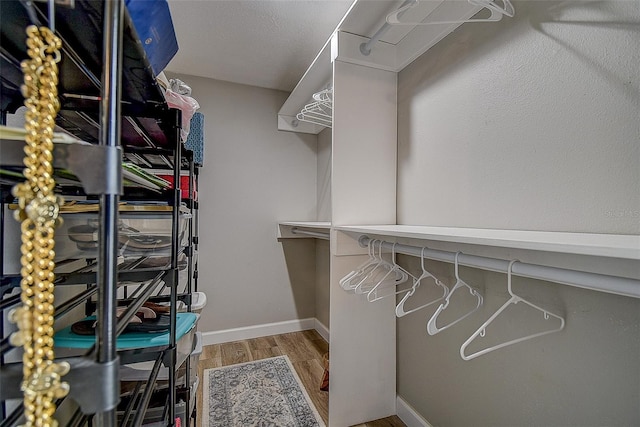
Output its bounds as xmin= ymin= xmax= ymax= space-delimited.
xmin=454 ymin=251 xmax=462 ymax=281
xmin=507 ymin=259 xmax=519 ymax=297
xmin=420 ymin=246 xmax=427 ymax=272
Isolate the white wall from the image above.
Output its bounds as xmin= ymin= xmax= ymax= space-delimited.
xmin=315 ymin=128 xmax=331 ymax=331
xmin=396 ymin=254 xmax=640 ymax=427
xmin=317 ymin=127 xmax=331 ymax=222
xmin=395 ymin=1 xmax=640 ymax=425
xmin=397 ymin=0 xmax=640 ymax=234
xmin=314 ymin=239 xmax=330 ymax=330
xmin=168 ymin=74 xmax=319 ymax=332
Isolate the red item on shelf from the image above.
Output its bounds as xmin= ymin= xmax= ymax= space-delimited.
xmin=158 ymin=175 xmax=197 ymax=201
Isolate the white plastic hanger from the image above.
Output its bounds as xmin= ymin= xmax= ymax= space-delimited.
xmin=312 ymin=87 xmax=333 ymax=103
xmin=427 ymin=252 xmax=483 ymax=335
xmin=354 ymin=241 xmax=403 ymax=295
xmin=296 ymin=113 xmax=331 ymax=128
xmin=297 ymin=88 xmax=333 ymax=128
xmin=297 ymin=99 xmax=332 ymax=128
xmin=340 ymin=238 xmax=380 ymax=291
xmin=395 ymin=247 xmax=449 ymax=317
xmin=341 ymin=240 xmax=397 ymax=293
xmin=366 ymin=243 xmax=412 ymax=302
xmin=460 ymin=260 xmax=565 ymax=361
xmin=386 ymin=0 xmax=514 ymax=26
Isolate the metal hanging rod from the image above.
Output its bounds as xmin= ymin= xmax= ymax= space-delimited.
xmin=358 ymin=235 xmax=640 ymax=299
xmin=291 ymin=228 xmax=330 ymax=240
xmin=361 ymin=0 xmax=515 ymax=56
xmin=360 ymin=0 xmax=415 ymax=56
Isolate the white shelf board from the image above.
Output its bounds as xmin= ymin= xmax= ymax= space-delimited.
xmin=334 ymin=225 xmax=640 ymax=260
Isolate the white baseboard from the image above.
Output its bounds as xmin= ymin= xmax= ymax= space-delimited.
xmin=314 ymin=318 xmax=330 ymax=342
xmin=397 ymin=396 xmax=433 ymax=427
xmin=201 ymin=318 xmax=318 ymax=346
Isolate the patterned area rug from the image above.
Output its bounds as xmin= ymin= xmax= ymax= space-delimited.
xmin=203 ymin=355 xmax=326 ymax=427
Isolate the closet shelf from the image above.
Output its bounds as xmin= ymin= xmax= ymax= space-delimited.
xmin=278 ymin=0 xmax=489 ymax=134
xmin=334 ymin=225 xmax=640 ymax=260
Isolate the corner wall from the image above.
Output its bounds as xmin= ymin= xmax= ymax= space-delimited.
xmin=315 ymin=128 xmax=332 ymax=332
xmin=397 ymin=0 xmax=639 ymax=234
xmin=168 ymin=74 xmax=319 ymax=333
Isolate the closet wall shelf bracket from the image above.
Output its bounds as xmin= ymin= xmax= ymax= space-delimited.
xmin=0 ymin=357 xmax=120 ymax=414
xmin=278 ymin=115 xmax=326 ymax=134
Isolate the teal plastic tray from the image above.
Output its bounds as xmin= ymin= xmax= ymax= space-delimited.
xmin=55 ymin=312 xmax=198 ymax=350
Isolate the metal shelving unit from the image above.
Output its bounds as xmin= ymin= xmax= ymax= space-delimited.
xmin=0 ymin=1 xmax=196 ymax=425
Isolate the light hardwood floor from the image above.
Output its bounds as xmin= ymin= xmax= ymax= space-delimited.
xmin=195 ymin=330 xmax=406 ymax=427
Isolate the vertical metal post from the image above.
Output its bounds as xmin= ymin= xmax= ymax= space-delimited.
xmin=0 ymin=198 xmax=5 ymax=421
xmin=96 ymin=0 xmax=124 ymax=425
xmin=184 ymin=153 xmax=194 ymax=426
xmin=187 ymin=156 xmax=194 ymax=307
xmin=193 ymin=166 xmax=199 ymax=293
xmin=168 ymin=108 xmax=182 ymax=426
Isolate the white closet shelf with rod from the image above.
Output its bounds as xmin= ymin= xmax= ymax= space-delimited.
xmin=343 ymin=231 xmax=640 ymax=299
xmin=278 ymin=0 xmax=512 ymax=135
xmin=336 ymin=225 xmax=640 ymax=260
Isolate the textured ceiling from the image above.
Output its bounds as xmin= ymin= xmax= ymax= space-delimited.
xmin=165 ymin=0 xmax=354 ymax=92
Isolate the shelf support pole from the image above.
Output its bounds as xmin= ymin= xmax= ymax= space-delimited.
xmin=169 ymin=108 xmax=182 ymax=426
xmin=95 ymin=0 xmax=124 ymax=425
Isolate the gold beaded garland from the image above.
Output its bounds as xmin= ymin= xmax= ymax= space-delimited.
xmin=9 ymin=25 xmax=70 ymax=427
